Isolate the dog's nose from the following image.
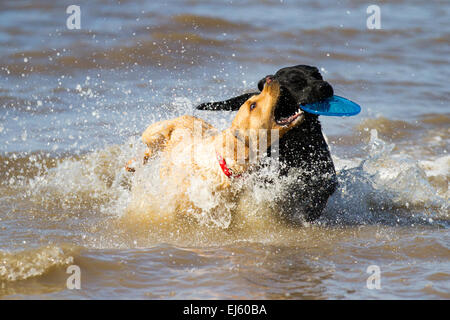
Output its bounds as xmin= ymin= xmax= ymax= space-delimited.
xmin=258 ymin=74 xmax=274 ymax=91
xmin=316 ymin=81 xmax=333 ymax=98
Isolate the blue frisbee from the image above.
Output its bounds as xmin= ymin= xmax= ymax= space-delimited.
xmin=300 ymin=95 xmax=361 ymax=117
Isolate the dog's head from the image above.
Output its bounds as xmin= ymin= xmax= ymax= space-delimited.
xmin=257 ymin=65 xmax=333 ymax=121
xmin=196 ymin=65 xmax=333 ymax=119
xmin=230 ymin=79 xmax=305 ymax=147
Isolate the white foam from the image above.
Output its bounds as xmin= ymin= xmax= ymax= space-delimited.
xmin=419 ymin=156 xmax=450 ymax=177
xmin=24 ymin=128 xmax=449 ymax=229
xmin=327 ymin=129 xmax=448 ymax=223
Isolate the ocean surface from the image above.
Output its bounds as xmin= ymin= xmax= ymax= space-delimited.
xmin=0 ymin=0 xmax=448 ymax=299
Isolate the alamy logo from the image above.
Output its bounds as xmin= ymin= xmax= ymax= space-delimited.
xmin=366 ymin=5 xmax=381 ymax=30
xmin=66 ymin=265 xmax=81 ymax=290
xmin=191 ymin=119 xmax=281 ymax=166
xmin=366 ymin=265 xmax=381 ymax=290
xmin=66 ymin=5 xmax=81 ymax=30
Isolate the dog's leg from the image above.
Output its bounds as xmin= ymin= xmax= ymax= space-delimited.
xmin=125 ymin=119 xmax=177 ymax=172
xmin=124 ymin=147 xmax=153 ymax=172
xmin=126 ymin=116 xmax=216 ymax=173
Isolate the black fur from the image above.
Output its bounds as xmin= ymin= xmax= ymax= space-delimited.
xmin=196 ymin=65 xmax=338 ymax=221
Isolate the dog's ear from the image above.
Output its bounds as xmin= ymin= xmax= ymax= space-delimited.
xmin=287 ymin=65 xmax=323 ymax=80
xmin=305 ymin=66 xmax=323 ymax=80
xmin=257 ymin=78 xmax=265 ymax=91
xmin=196 ymin=92 xmax=258 ymax=111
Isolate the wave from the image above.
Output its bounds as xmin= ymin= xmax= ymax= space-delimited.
xmin=324 ymin=129 xmax=448 ymax=226
xmin=171 ymin=14 xmax=256 ymax=33
xmin=0 ymin=245 xmax=76 ymax=282
xmin=0 ymin=113 xmax=447 ymax=252
xmin=2 ymin=124 xmax=446 ymax=237
xmin=2 ymin=27 xmax=231 ymax=76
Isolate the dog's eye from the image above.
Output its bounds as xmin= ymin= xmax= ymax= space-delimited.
xmin=250 ymin=102 xmax=257 ymax=111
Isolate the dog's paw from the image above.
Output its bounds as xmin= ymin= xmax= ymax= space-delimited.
xmin=125 ymin=158 xmax=137 ymax=173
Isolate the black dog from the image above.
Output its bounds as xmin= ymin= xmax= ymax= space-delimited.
xmin=196 ymin=65 xmax=337 ymax=221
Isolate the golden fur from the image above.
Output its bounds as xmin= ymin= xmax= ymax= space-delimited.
xmin=128 ymin=80 xmax=305 ymax=219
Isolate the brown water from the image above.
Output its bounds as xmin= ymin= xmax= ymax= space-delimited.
xmin=0 ymin=0 xmax=449 ymax=299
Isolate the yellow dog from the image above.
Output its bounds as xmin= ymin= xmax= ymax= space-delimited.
xmin=126 ymin=80 xmax=305 ymax=220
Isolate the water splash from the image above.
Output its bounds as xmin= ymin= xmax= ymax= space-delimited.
xmin=5 ymin=127 xmax=446 ymax=234
xmin=0 ymin=245 xmax=75 ymax=282
xmin=324 ymin=129 xmax=448 ymax=226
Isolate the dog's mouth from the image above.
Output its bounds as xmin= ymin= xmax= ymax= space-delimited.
xmin=273 ymin=90 xmax=304 ymax=126
xmin=275 ymin=108 xmax=304 ymax=126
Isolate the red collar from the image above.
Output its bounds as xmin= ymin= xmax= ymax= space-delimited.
xmin=216 ymin=152 xmax=241 ymax=179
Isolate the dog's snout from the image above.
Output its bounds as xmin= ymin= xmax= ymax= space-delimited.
xmin=265 ymin=78 xmax=280 ymax=94
xmin=258 ymin=74 xmax=274 ymax=91
xmin=316 ymin=81 xmax=333 ymax=98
